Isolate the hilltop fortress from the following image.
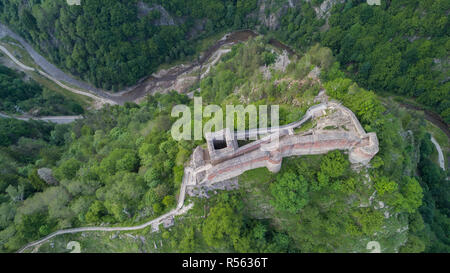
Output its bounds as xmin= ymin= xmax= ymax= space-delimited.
xmin=182 ymin=100 xmax=379 ymax=199
xmin=18 ymin=99 xmax=380 ymax=252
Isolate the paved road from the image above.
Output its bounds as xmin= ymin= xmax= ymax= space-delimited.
xmin=0 ymin=24 xmax=116 ymax=103
xmin=17 ymin=203 xmax=194 ymax=253
xmin=430 ymin=136 xmax=446 ymax=170
xmin=0 ymin=44 xmax=116 ymax=106
xmin=0 ymin=112 xmax=82 ymax=124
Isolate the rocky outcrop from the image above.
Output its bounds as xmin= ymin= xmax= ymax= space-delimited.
xmin=137 ymin=2 xmax=176 ymax=26
xmin=310 ymin=0 xmax=345 ymax=19
xmin=37 ymin=168 xmax=59 ymax=186
xmin=256 ymin=0 xmax=301 ymax=30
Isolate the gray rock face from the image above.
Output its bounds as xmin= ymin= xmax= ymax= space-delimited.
xmin=256 ymin=0 xmax=301 ymax=30
xmin=37 ymin=168 xmax=59 ymax=186
xmin=312 ymin=0 xmax=345 ymax=19
xmin=255 ymin=0 xmax=342 ymax=29
xmin=137 ymin=2 xmax=176 ymax=26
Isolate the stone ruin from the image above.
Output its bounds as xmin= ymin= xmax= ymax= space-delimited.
xmin=184 ymin=101 xmax=379 ymax=197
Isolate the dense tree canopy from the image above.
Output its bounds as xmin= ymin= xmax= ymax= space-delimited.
xmin=0 ymin=65 xmax=83 ymax=115
xmin=0 ymin=0 xmax=258 ymax=91
xmin=0 ymin=1 xmax=447 ymax=253
xmin=270 ymin=172 xmax=309 ymax=213
xmin=321 ymin=0 xmax=449 ymax=122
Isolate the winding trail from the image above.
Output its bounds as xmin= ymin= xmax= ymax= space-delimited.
xmin=17 ymin=167 xmax=194 ymax=253
xmin=0 ymin=112 xmax=10 ymax=119
xmin=0 ymin=45 xmax=34 ymax=71
xmin=17 ymin=204 xmax=194 ymax=253
xmin=16 ymin=103 xmax=321 ymax=252
xmin=3 ymin=22 xmax=447 ymax=135
xmin=17 ymin=101 xmax=376 ymax=253
xmin=5 ymin=20 xmax=446 ymax=253
xmin=398 ymin=102 xmax=449 ymax=170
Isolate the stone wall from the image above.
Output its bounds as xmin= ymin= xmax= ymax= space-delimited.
xmin=185 ymin=102 xmax=379 ymax=196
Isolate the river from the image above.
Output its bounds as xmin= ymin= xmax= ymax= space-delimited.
xmin=0 ymin=23 xmax=261 ymax=104
xmin=2 ymin=22 xmax=448 ymax=140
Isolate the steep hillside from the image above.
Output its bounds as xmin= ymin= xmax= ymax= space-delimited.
xmin=0 ymin=64 xmax=83 ymax=116
xmin=270 ymin=0 xmax=449 ymax=123
xmin=1 ymin=39 xmax=439 ymax=253
xmin=0 ymin=0 xmax=447 ymax=254
xmin=0 ymin=0 xmax=258 ymax=90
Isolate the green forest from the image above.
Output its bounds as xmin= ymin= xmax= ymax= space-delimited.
xmin=1 ymin=39 xmax=446 ymax=253
xmin=0 ymin=0 xmax=257 ymax=91
xmin=275 ymin=0 xmax=449 ymax=122
xmin=0 ymin=0 xmax=448 ymax=253
xmin=1 ymin=0 xmax=447 ymax=121
xmin=0 ymin=65 xmax=83 ymax=116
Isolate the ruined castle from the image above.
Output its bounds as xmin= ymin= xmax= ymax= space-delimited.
xmin=181 ymin=101 xmax=379 ymax=199
xmin=18 ymin=100 xmax=380 ymax=252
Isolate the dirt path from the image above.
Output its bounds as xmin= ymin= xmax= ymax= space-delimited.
xmin=17 ymin=166 xmax=194 ymax=253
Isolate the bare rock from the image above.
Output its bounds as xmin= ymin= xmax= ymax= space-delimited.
xmin=37 ymin=168 xmax=59 ymax=186
xmin=137 ymin=2 xmax=176 ymax=26
xmin=312 ymin=0 xmax=345 ymax=19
